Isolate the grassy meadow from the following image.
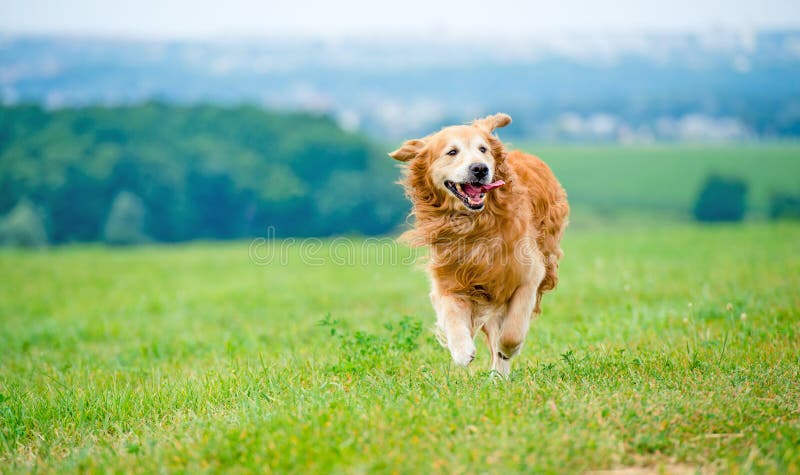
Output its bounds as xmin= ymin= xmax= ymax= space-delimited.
xmin=528 ymin=143 xmax=800 ymax=220
xmin=1 ymin=222 xmax=799 ymax=473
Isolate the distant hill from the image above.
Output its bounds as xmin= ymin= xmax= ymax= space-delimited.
xmin=1 ymin=31 xmax=799 ymax=140
xmin=0 ymin=104 xmax=405 ymax=243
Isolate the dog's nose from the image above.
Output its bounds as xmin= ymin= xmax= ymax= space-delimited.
xmin=469 ymin=163 xmax=489 ymax=179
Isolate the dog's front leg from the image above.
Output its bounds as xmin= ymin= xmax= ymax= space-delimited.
xmin=430 ymin=290 xmax=475 ymax=366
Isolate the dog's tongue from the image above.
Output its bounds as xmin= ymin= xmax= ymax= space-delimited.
xmin=462 ymin=180 xmax=506 ymax=199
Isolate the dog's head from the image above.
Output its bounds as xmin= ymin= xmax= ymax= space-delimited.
xmin=389 ymin=113 xmax=511 ymax=212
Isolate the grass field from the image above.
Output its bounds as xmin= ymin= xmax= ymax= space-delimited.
xmin=1 ymin=223 xmax=798 ymax=473
xmin=522 ymin=143 xmax=800 ymax=219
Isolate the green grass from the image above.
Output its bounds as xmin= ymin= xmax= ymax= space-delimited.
xmin=521 ymin=143 xmax=800 ymax=219
xmin=1 ymin=224 xmax=799 ymax=473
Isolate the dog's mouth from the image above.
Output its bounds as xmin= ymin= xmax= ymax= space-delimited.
xmin=444 ymin=180 xmax=506 ymax=210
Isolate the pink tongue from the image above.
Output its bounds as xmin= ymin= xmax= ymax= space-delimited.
xmin=462 ymin=180 xmax=506 ymax=198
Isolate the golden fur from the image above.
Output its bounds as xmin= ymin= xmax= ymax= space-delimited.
xmin=389 ymin=113 xmax=569 ymax=376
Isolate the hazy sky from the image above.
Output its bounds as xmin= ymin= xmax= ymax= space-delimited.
xmin=1 ymin=0 xmax=799 ymax=38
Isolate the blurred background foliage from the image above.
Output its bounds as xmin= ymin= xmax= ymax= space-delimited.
xmin=0 ymin=104 xmax=406 ymax=244
xmin=2 ymin=103 xmax=800 ymax=246
xmin=1 ymin=29 xmax=800 ymax=246
xmin=692 ymin=175 xmax=748 ymax=222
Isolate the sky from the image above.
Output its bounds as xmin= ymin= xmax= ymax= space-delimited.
xmin=1 ymin=0 xmax=799 ymax=38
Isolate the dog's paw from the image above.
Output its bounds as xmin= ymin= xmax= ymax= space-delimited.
xmin=449 ymin=339 xmax=476 ymax=366
xmin=491 ymin=357 xmax=511 ymax=378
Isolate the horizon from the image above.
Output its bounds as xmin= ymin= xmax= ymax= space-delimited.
xmin=0 ymin=26 xmax=798 ymax=42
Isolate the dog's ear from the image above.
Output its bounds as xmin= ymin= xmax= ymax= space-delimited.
xmin=388 ymin=139 xmax=425 ymax=162
xmin=473 ymin=113 xmax=512 ymax=132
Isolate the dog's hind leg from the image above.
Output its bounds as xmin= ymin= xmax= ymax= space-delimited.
xmin=495 ymin=274 xmax=544 ymax=375
xmin=482 ymin=314 xmax=510 ymax=377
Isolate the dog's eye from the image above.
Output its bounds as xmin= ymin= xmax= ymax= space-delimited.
xmin=479 ymin=146 xmax=488 ymax=153
xmin=447 ymin=149 xmax=458 ymax=156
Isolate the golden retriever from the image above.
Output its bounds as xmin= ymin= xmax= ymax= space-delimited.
xmin=389 ymin=113 xmax=569 ymax=376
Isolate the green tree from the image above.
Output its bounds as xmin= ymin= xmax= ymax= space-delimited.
xmin=693 ymin=175 xmax=748 ymax=222
xmin=0 ymin=198 xmax=48 ymax=248
xmin=769 ymin=191 xmax=800 ymax=220
xmin=103 ymin=191 xmax=149 ymax=245
xmin=0 ymin=104 xmax=405 ymax=242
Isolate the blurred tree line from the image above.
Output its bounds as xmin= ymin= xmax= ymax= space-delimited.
xmin=0 ymin=104 xmax=406 ymax=244
xmin=693 ymin=175 xmax=800 ymax=223
xmin=2 ymin=103 xmax=798 ymax=246
xmin=693 ymin=175 xmax=748 ymax=222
